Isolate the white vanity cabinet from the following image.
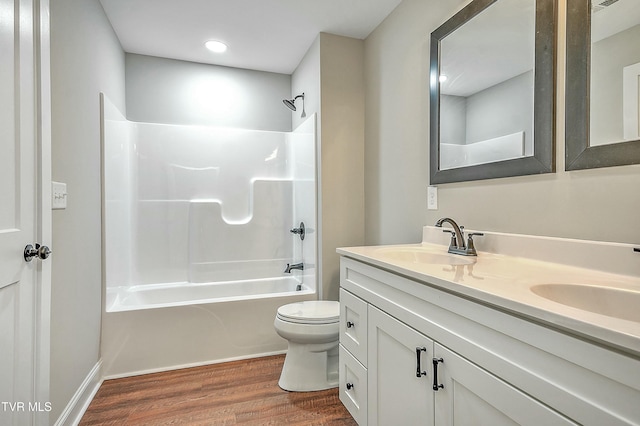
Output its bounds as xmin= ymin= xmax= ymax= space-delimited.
xmin=364 ymin=302 xmax=574 ymax=426
xmin=338 ymin=255 xmax=640 ymax=425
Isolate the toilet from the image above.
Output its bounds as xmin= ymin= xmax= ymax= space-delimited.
xmin=274 ymin=300 xmax=340 ymax=391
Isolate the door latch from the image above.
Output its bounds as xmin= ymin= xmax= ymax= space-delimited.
xmin=24 ymin=243 xmax=52 ymax=262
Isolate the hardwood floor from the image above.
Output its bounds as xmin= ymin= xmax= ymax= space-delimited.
xmin=80 ymin=355 xmax=356 ymax=425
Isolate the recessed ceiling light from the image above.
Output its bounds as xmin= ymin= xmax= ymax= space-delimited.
xmin=439 ymin=75 xmax=448 ymax=83
xmin=205 ymin=40 xmax=228 ymax=53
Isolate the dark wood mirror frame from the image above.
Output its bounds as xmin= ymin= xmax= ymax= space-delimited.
xmin=565 ymin=0 xmax=640 ymax=170
xmin=430 ymin=0 xmax=557 ymax=184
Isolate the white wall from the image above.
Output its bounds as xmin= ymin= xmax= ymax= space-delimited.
xmin=291 ymin=34 xmax=365 ymax=301
xmin=125 ymin=54 xmax=292 ymax=131
xmin=364 ymin=0 xmax=640 ymax=245
xmin=50 ymin=0 xmax=126 ymax=421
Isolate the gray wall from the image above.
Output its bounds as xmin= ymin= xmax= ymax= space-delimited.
xmin=591 ymin=24 xmax=640 ymax=146
xmin=364 ymin=0 xmax=455 ymax=244
xmin=318 ymin=33 xmax=365 ymax=301
xmin=441 ymin=71 xmax=533 ymax=148
xmin=440 ymin=95 xmax=467 ymax=145
xmin=466 ymin=70 xmax=533 ymax=151
xmin=364 ymin=0 xmax=640 ymax=245
xmin=50 ymin=0 xmax=126 ymax=421
xmin=125 ymin=54 xmax=292 ymax=131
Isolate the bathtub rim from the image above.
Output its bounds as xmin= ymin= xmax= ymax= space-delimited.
xmin=106 ymin=279 xmax=316 ymax=313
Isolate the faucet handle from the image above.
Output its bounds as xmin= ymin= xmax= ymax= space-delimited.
xmin=289 ymin=222 xmax=305 ymax=241
xmin=466 ymin=233 xmax=484 ymax=253
xmin=442 ymin=230 xmax=458 ymax=247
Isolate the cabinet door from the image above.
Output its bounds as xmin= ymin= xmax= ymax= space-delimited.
xmin=368 ymin=306 xmax=435 ymax=426
xmin=433 ymin=344 xmax=577 ymax=426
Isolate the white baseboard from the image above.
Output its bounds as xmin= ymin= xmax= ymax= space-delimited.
xmin=54 ymin=360 xmax=103 ymax=426
xmin=103 ymin=350 xmax=286 ymax=380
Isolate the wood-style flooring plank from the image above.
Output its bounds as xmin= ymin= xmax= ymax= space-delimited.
xmin=80 ymin=355 xmax=356 ymax=425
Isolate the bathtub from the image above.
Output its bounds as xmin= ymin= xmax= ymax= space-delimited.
xmin=102 ymin=277 xmax=316 ymax=378
xmin=101 ymin=99 xmax=319 ymax=378
xmin=106 ymin=277 xmax=312 ymax=312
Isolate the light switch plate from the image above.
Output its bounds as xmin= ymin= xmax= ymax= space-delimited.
xmin=427 ymin=186 xmax=438 ymax=210
xmin=52 ymin=181 xmax=67 ymax=210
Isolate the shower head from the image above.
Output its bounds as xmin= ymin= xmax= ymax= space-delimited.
xmin=283 ymin=98 xmax=297 ymax=111
xmin=283 ymin=93 xmax=304 ymax=112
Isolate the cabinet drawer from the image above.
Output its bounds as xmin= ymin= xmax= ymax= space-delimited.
xmin=340 ymin=289 xmax=368 ymax=365
xmin=339 ymin=344 xmax=367 ymax=425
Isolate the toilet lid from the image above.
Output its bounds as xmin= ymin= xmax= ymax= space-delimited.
xmin=277 ymin=301 xmax=340 ymax=324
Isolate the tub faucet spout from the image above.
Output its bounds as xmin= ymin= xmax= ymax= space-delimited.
xmin=285 ymin=262 xmax=304 ymax=273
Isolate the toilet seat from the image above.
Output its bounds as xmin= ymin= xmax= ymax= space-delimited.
xmin=276 ymin=301 xmax=339 ymax=324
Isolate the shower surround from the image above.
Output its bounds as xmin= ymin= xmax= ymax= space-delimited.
xmin=100 ymin=94 xmax=316 ymax=377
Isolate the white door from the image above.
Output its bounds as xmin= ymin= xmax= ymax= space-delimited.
xmin=368 ymin=305 xmax=435 ymax=425
xmin=0 ymin=0 xmax=51 ymax=424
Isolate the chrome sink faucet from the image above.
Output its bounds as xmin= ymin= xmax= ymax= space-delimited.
xmin=435 ymin=217 xmax=483 ymax=256
xmin=284 ymin=262 xmax=304 ymax=273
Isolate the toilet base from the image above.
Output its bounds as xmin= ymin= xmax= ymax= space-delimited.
xmin=278 ymin=341 xmax=339 ymax=392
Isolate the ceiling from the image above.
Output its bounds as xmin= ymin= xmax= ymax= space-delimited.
xmin=99 ymin=0 xmax=403 ymax=75
xmin=592 ymin=0 xmax=640 ymax=42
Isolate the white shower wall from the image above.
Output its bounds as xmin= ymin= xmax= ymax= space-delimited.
xmin=133 ymin=124 xmax=294 ymax=287
xmin=103 ymin=95 xmax=134 ymax=291
xmin=103 ymin=94 xmax=317 ymax=305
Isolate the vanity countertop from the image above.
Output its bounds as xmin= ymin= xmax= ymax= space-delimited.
xmin=337 ymin=239 xmax=640 ymax=358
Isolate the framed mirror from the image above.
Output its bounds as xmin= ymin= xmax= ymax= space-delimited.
xmin=430 ymin=0 xmax=556 ymax=184
xmin=566 ymin=0 xmax=640 ymax=170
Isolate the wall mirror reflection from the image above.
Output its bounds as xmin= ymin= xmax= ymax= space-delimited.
xmin=566 ymin=0 xmax=640 ymax=170
xmin=430 ymin=0 xmax=556 ymax=184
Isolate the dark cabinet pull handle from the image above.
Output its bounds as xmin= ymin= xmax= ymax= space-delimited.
xmin=416 ymin=347 xmax=427 ymax=377
xmin=432 ymin=358 xmax=444 ymax=391
xmin=346 ymin=382 xmax=354 ymax=390
xmin=346 ymin=321 xmax=354 ymax=328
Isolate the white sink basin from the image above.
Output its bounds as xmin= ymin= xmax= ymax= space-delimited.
xmin=531 ymin=283 xmax=640 ymax=323
xmin=374 ymin=247 xmax=475 ymax=266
